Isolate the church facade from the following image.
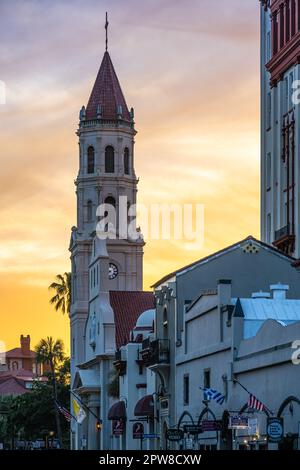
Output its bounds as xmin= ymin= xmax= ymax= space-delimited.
xmin=69 ymin=46 xmax=153 ymax=450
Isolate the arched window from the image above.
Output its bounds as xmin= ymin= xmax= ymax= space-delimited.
xmin=105 ymin=196 xmax=116 ymax=208
xmin=104 ymin=196 xmax=116 ymax=232
xmin=87 ymin=200 xmax=93 ymax=222
xmin=12 ymin=361 xmax=18 ymax=371
xmin=105 ymin=146 xmax=115 ymax=173
xmin=124 ymin=147 xmax=130 ymax=175
xmin=87 ymin=146 xmax=95 ymax=174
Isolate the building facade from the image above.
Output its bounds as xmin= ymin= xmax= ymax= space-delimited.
xmin=0 ymin=335 xmax=46 ymax=396
xmin=175 ymin=281 xmax=300 ymax=450
xmin=109 ymin=309 xmax=156 ymax=451
xmin=151 ymin=236 xmax=300 ymax=448
xmin=260 ymin=0 xmax=300 ymax=256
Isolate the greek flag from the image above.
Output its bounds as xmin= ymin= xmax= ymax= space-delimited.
xmin=202 ymin=387 xmax=225 ymax=405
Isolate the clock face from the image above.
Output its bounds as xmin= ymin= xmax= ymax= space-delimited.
xmin=109 ymin=263 xmax=118 ymax=280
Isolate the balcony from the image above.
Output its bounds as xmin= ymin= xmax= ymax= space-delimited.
xmin=140 ymin=338 xmax=170 ymax=368
xmin=113 ymin=349 xmax=127 ymax=376
xmin=273 ymin=224 xmax=295 ymax=256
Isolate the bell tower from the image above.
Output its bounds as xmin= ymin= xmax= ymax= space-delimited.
xmin=70 ymin=35 xmax=144 ymax=374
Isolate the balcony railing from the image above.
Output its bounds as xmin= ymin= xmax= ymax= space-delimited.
xmin=140 ymin=339 xmax=170 ymax=367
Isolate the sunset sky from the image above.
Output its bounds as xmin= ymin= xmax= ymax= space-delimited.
xmin=0 ymin=0 xmax=260 ymax=352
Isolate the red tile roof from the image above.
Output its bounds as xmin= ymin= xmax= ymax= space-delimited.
xmin=109 ymin=291 xmax=155 ymax=349
xmin=0 ymin=376 xmax=28 ymax=396
xmin=0 ymin=369 xmax=47 ymax=396
xmin=86 ymin=51 xmax=131 ymax=121
xmin=5 ymin=347 xmax=36 ymax=358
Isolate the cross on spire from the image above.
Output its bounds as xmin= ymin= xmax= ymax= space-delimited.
xmin=105 ymin=12 xmax=109 ymax=51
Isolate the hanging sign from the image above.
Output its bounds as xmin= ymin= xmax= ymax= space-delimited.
xmin=201 ymin=420 xmax=222 ymax=432
xmin=112 ymin=420 xmax=124 ymax=436
xmin=166 ymin=429 xmax=184 ymax=442
xmin=267 ymin=417 xmax=283 ymax=443
xmin=133 ymin=422 xmax=144 ymax=439
xmin=228 ymin=415 xmax=249 ymax=429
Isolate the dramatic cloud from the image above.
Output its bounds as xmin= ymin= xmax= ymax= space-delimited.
xmin=0 ymin=0 xmax=260 ymax=350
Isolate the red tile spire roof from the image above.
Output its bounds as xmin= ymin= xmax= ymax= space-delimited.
xmin=85 ymin=51 xmax=131 ymax=121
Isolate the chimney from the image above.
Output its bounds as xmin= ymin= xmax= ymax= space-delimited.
xmin=20 ymin=335 xmax=30 ymax=355
xmin=270 ymin=283 xmax=289 ymax=300
xmin=218 ymin=279 xmax=232 ymax=305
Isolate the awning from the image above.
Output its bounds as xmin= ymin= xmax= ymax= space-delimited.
xmin=108 ymin=401 xmax=126 ymax=421
xmin=134 ymin=394 xmax=154 ymax=417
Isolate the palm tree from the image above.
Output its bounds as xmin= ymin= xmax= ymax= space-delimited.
xmin=49 ymin=272 xmax=71 ymax=315
xmin=35 ymin=337 xmax=65 ymax=448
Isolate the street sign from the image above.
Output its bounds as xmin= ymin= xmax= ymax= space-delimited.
xmin=143 ymin=434 xmax=158 ymax=439
xmin=183 ymin=425 xmax=202 ymax=435
xmin=267 ymin=417 xmax=284 ymax=443
xmin=228 ymin=415 xmax=249 ymax=429
xmin=166 ymin=429 xmax=184 ymax=442
xmin=133 ymin=422 xmax=144 ymax=439
xmin=201 ymin=420 xmax=222 ymax=432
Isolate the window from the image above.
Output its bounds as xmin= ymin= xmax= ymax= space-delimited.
xmin=289 ymin=72 xmax=294 ymax=108
xmin=267 ymin=31 xmax=271 ymax=60
xmin=204 ymin=369 xmax=211 ymax=400
xmin=183 ymin=374 xmax=189 ymax=406
xmin=12 ymin=361 xmax=18 ymax=371
xmin=273 ymin=11 xmax=278 ymax=55
xmin=87 ymin=200 xmax=93 ymax=222
xmin=105 ymin=196 xmax=116 ymax=208
xmin=124 ymin=147 xmax=130 ymax=175
xmin=286 ymin=0 xmax=291 ymax=42
xmin=163 ymin=308 xmax=168 ymax=340
xmin=292 ymin=0 xmax=296 ymax=36
xmin=284 ymin=77 xmax=289 ymax=113
xmin=267 ymin=213 xmax=271 ymax=243
xmin=280 ymin=8 xmax=284 ymax=48
xmin=266 ymin=152 xmax=271 ymax=189
xmin=103 ymin=196 xmax=116 ymax=232
xmin=105 ymin=146 xmax=115 ymax=173
xmin=87 ymin=146 xmax=95 ymax=174
xmin=267 ymin=92 xmax=271 ymax=129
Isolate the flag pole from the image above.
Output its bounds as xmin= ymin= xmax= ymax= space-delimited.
xmin=233 ymin=379 xmax=273 ymax=415
xmin=55 ymin=399 xmax=77 ymax=421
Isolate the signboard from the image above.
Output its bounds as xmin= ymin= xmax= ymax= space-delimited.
xmin=228 ymin=415 xmax=249 ymax=429
xmin=183 ymin=425 xmax=202 ymax=435
xmin=166 ymin=429 xmax=184 ymax=442
xmin=112 ymin=420 xmax=124 ymax=436
xmin=267 ymin=417 xmax=284 ymax=443
xmin=248 ymin=418 xmax=258 ymax=436
xmin=201 ymin=420 xmax=222 ymax=432
xmin=133 ymin=422 xmax=144 ymax=440
xmin=143 ymin=434 xmax=158 ymax=439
